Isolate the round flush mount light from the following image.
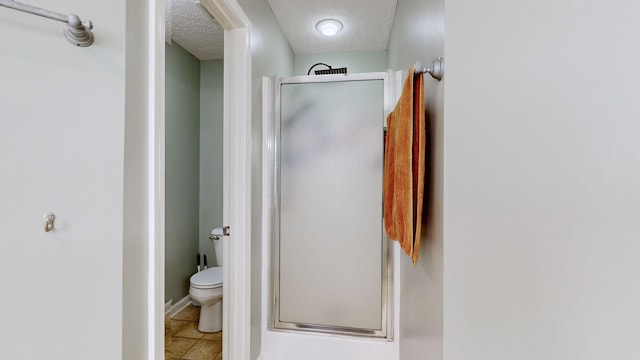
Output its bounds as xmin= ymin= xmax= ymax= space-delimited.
xmin=316 ymin=19 xmax=343 ymax=37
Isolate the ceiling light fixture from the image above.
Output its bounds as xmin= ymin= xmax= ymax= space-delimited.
xmin=316 ymin=19 xmax=343 ymax=37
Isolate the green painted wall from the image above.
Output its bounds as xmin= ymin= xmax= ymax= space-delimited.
xmin=199 ymin=60 xmax=224 ymax=265
xmin=165 ymin=42 xmax=201 ymax=304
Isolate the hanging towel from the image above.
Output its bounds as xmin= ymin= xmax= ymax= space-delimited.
xmin=383 ymin=67 xmax=426 ymax=266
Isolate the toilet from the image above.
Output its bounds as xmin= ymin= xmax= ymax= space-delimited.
xmin=189 ymin=229 xmax=223 ymax=332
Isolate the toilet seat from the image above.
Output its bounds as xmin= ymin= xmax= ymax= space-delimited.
xmin=190 ymin=267 xmax=223 ymax=289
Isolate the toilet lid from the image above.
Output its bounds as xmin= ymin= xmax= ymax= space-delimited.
xmin=191 ymin=267 xmax=223 ymax=287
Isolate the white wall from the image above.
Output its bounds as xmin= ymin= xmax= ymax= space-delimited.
xmin=387 ymin=0 xmax=444 ymax=358
xmin=444 ymin=0 xmax=640 ymax=359
xmin=0 ymin=0 xmax=126 ymax=358
xmin=294 ymin=51 xmax=387 ymax=76
xmin=236 ymin=0 xmax=294 ymax=358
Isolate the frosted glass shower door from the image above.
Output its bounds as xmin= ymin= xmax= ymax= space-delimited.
xmin=273 ymin=74 xmax=390 ymax=337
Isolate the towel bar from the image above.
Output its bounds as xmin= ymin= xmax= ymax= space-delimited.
xmin=0 ymin=0 xmax=94 ymax=47
xmin=415 ymin=57 xmax=444 ymax=81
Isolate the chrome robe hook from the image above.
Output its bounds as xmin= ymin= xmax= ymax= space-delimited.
xmin=44 ymin=212 xmax=55 ymax=232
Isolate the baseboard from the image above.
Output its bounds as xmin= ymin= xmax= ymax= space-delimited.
xmin=169 ymin=294 xmax=192 ymax=318
xmin=165 ymin=300 xmax=172 ymax=315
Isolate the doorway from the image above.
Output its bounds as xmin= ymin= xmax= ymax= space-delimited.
xmin=164 ymin=24 xmax=224 ymax=358
xmin=150 ymin=1 xmax=252 ymax=359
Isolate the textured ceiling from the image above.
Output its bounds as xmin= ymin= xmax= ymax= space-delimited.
xmin=166 ymin=0 xmax=224 ymax=61
xmin=267 ymin=0 xmax=398 ymax=54
xmin=166 ymin=0 xmax=398 ymax=60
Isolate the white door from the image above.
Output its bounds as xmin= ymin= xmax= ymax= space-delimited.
xmin=0 ymin=2 xmax=126 ymax=359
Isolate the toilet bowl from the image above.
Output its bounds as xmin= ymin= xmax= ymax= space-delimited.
xmin=189 ymin=267 xmax=223 ymax=332
xmin=189 ymin=228 xmax=224 ymax=332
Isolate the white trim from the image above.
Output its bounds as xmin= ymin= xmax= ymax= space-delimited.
xmin=165 ymin=300 xmax=172 ymax=315
xmin=149 ymin=0 xmax=165 ymax=358
xmin=390 ymin=70 xmax=403 ymax=346
xmin=260 ymin=75 xmax=275 ymax=337
xmin=222 ymin=25 xmax=253 ymax=360
xmin=168 ymin=295 xmax=194 ymax=318
xmin=199 ymin=0 xmax=249 ymax=28
xmin=150 ymin=1 xmax=252 ymax=360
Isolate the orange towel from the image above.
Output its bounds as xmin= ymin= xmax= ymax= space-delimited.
xmin=383 ymin=67 xmax=425 ymax=266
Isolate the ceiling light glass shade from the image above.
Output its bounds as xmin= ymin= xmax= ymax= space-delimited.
xmin=316 ymin=19 xmax=343 ymax=36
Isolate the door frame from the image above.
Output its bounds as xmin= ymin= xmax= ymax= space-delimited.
xmin=149 ymin=1 xmax=252 ymax=359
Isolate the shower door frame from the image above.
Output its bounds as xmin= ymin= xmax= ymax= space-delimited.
xmin=267 ymin=72 xmax=394 ymax=339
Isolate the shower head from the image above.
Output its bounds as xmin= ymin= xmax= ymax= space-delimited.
xmin=306 ymin=62 xmax=348 ymax=76
xmin=64 ymin=14 xmax=94 ymax=47
xmin=314 ymin=67 xmax=347 ymax=75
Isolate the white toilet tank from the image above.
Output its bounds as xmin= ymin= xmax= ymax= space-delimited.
xmin=211 ymin=227 xmax=224 ymax=267
xmin=213 ymin=237 xmax=222 ymax=267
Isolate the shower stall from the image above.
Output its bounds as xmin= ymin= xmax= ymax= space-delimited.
xmin=263 ymin=72 xmax=396 ymax=340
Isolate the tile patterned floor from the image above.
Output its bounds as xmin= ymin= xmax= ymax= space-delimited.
xmin=166 ymin=305 xmax=222 ymax=360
